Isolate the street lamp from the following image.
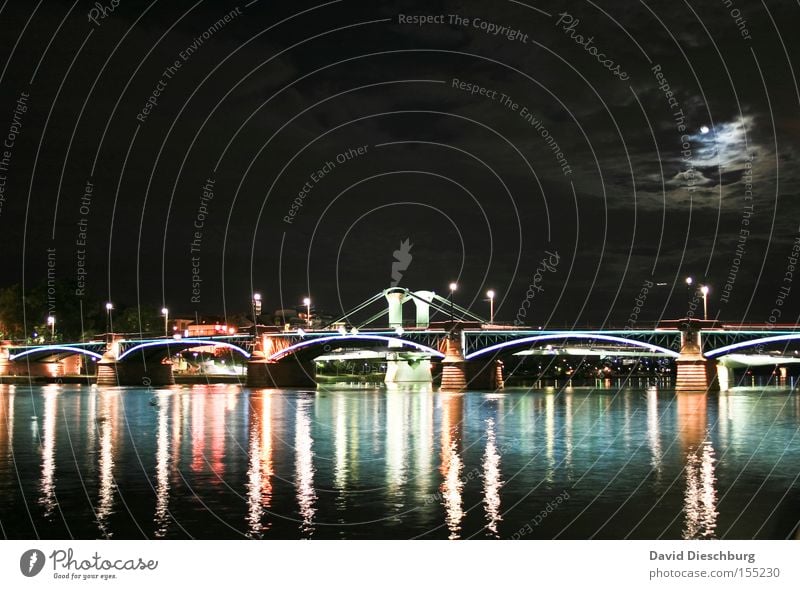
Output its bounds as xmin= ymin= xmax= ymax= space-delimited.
xmin=303 ymin=297 xmax=311 ymax=328
xmin=252 ymin=293 xmax=262 ymax=339
xmin=161 ymin=307 xmax=169 ymax=337
xmin=105 ymin=302 xmax=113 ymax=342
xmin=448 ymin=282 xmax=458 ymax=322
xmin=486 ymin=289 xmax=495 ymax=324
xmin=700 ymin=285 xmax=710 ymax=320
xmin=47 ymin=315 xmax=55 ymax=341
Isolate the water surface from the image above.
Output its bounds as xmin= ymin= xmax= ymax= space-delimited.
xmin=0 ymin=383 xmax=798 ymax=539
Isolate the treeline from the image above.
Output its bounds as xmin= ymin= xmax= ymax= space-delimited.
xmin=0 ymin=280 xmax=164 ymax=342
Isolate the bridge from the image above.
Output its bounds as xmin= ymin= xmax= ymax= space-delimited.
xmin=3 ymin=288 xmax=800 ymax=392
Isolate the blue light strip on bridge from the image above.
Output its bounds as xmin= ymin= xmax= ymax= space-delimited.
xmin=464 ymin=333 xmax=680 ymax=360
xmin=9 ymin=345 xmax=105 ymax=361
xmin=704 ymin=333 xmax=800 ymax=358
xmin=268 ymin=334 xmax=446 ymax=362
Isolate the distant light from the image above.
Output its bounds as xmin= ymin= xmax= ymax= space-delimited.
xmin=338 ymin=326 xmax=347 ymax=335
xmin=161 ymin=307 xmax=168 ymax=315
xmin=700 ymin=285 xmax=710 ymax=295
xmin=395 ymin=326 xmax=404 ymax=336
xmin=47 ymin=316 xmax=55 ymax=325
xmin=449 ymin=282 xmax=458 ymax=292
xmin=350 ymin=327 xmax=359 ymax=335
xmin=685 ymin=277 xmax=693 ymax=285
xmin=253 ymin=293 xmax=261 ymax=301
xmin=700 ymin=125 xmax=710 ymax=134
xmin=487 ymin=290 xmax=495 ymax=299
xmin=105 ymin=302 xmax=113 ymax=310
xmin=303 ymin=297 xmax=311 ymax=306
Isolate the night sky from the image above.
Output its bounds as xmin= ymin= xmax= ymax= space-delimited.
xmin=1 ymin=0 xmax=798 ymax=327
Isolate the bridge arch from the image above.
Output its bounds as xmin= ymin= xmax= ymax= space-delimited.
xmin=268 ymin=334 xmax=446 ymax=362
xmin=117 ymin=339 xmax=252 ymax=361
xmin=9 ymin=345 xmax=105 ymax=362
xmin=464 ymin=333 xmax=680 ymax=360
xmin=704 ymin=334 xmax=800 ymax=359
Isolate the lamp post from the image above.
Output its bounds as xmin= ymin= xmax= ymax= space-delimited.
xmin=303 ymin=297 xmax=311 ymax=328
xmin=252 ymin=293 xmax=262 ymax=339
xmin=486 ymin=290 xmax=495 ymax=324
xmin=700 ymin=285 xmax=709 ymax=320
xmin=448 ymin=282 xmax=458 ymax=322
xmin=47 ymin=315 xmax=55 ymax=341
xmin=161 ymin=307 xmax=169 ymax=337
xmin=105 ymin=302 xmax=113 ymax=343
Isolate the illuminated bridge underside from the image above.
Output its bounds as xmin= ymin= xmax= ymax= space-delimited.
xmin=704 ymin=332 xmax=800 ymax=359
xmin=717 ymin=354 xmax=800 ymax=368
xmin=267 ymin=334 xmax=447 ymax=362
xmin=116 ymin=338 xmax=252 ymax=361
xmin=514 ymin=348 xmax=669 ymax=358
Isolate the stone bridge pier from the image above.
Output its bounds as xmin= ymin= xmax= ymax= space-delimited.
xmin=246 ymin=336 xmax=315 ymax=388
xmin=440 ymin=327 xmax=504 ymax=392
xmin=675 ymin=319 xmax=718 ymax=393
xmin=96 ymin=342 xmax=175 ymax=386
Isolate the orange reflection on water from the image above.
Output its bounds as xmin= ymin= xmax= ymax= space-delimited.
xmin=439 ymin=392 xmax=464 ymax=540
xmin=190 ymin=392 xmax=205 ymax=473
xmin=677 ymin=393 xmax=718 ymax=539
xmin=246 ymin=393 xmax=274 ymax=538
xmin=0 ymin=387 xmax=14 ymax=464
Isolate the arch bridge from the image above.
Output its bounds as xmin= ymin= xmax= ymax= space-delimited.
xmin=4 ymin=291 xmax=800 ymax=391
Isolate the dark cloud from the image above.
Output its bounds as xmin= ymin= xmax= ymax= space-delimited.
xmin=0 ymin=0 xmax=798 ymax=325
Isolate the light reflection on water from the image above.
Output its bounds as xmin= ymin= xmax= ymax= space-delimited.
xmin=0 ymin=384 xmax=797 ymax=540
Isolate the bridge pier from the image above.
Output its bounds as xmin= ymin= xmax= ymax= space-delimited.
xmin=246 ymin=358 xmax=316 ymax=388
xmin=385 ymin=354 xmax=432 ymax=384
xmin=466 ymin=359 xmax=504 ymax=390
xmin=97 ymin=352 xmax=175 ymax=386
xmin=716 ymin=363 xmax=735 ymax=392
xmin=440 ymin=333 xmax=467 ymax=391
xmin=675 ymin=320 xmax=718 ymax=393
xmin=438 ymin=330 xmax=504 ymax=391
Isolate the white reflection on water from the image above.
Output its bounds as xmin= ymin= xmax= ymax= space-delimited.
xmin=386 ymin=390 xmax=407 ymax=492
xmin=414 ymin=387 xmax=434 ymax=498
xmin=96 ymin=391 xmax=117 ymax=537
xmin=295 ymin=399 xmax=316 ymax=537
xmin=439 ymin=393 xmax=464 ymax=540
xmin=545 ymin=393 xmax=555 ymax=483
xmin=482 ymin=417 xmax=503 ymax=537
xmin=38 ymin=387 xmax=58 ymax=519
xmin=334 ymin=395 xmax=347 ymax=491
xmin=647 ymin=389 xmax=662 ymax=477
xmin=683 ymin=440 xmax=718 ymax=539
xmin=246 ymin=393 xmax=273 ymax=538
xmin=154 ymin=391 xmax=171 ymax=538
